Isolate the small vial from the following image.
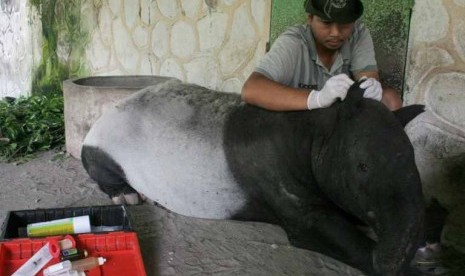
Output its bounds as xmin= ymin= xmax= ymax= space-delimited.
xmin=60 ymin=248 xmax=88 ymax=261
xmin=12 ymin=241 xmax=60 ymax=276
xmin=72 ymin=257 xmax=106 ymax=271
xmin=58 ymin=235 xmax=76 ymax=250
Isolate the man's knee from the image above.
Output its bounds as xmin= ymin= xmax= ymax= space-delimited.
xmin=381 ymin=87 xmax=402 ymax=111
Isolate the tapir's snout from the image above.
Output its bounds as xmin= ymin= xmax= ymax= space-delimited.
xmin=358 ymin=148 xmax=425 ymax=275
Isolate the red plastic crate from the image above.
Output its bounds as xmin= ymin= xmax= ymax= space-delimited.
xmin=0 ymin=232 xmax=146 ymax=276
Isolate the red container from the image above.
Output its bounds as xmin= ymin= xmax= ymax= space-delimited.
xmin=0 ymin=232 xmax=146 ymax=276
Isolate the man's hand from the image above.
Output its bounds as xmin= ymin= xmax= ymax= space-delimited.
xmin=359 ymin=77 xmax=382 ymax=101
xmin=307 ymin=74 xmax=354 ymax=110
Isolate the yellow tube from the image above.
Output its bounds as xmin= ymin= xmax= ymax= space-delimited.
xmin=27 ymin=216 xmax=91 ymax=237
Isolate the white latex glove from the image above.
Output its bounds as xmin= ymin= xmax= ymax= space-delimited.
xmin=359 ymin=77 xmax=382 ymax=101
xmin=307 ymin=74 xmax=354 ymax=110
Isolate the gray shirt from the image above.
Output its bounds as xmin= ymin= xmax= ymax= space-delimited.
xmin=255 ymin=21 xmax=377 ymax=91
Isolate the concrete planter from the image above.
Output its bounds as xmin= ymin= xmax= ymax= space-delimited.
xmin=63 ymin=75 xmax=173 ymax=159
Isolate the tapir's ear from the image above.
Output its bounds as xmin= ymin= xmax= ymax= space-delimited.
xmin=340 ymin=79 xmax=365 ymax=118
xmin=393 ymin=104 xmax=425 ymax=127
xmin=345 ymin=79 xmax=365 ymax=105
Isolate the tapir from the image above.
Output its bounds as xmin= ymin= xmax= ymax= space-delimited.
xmin=81 ymin=79 xmax=426 ymax=275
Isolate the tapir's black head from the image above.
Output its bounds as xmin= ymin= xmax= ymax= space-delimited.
xmin=312 ymin=81 xmax=426 ymax=274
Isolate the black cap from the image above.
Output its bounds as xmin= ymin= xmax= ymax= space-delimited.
xmin=304 ymin=0 xmax=364 ymax=24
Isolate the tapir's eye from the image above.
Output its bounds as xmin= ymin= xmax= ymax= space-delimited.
xmin=358 ymin=163 xmax=368 ymax=172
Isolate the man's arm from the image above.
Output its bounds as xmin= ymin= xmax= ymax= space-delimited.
xmin=242 ymin=72 xmax=354 ymax=111
xmin=241 ymin=72 xmax=310 ymax=111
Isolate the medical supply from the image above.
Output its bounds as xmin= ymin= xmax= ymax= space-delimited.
xmin=60 ymin=248 xmax=88 ymax=261
xmin=72 ymin=257 xmax=106 ymax=271
xmin=43 ymin=257 xmax=106 ymax=275
xmin=44 ymin=268 xmax=86 ymax=276
xmin=0 ymin=205 xmax=145 ymax=276
xmin=50 ymin=271 xmax=85 ymax=276
xmin=42 ymin=261 xmax=72 ymax=276
xmin=26 ymin=216 xmax=91 ymax=237
xmin=58 ymin=235 xmax=76 ymax=250
xmin=12 ymin=241 xmax=60 ymax=276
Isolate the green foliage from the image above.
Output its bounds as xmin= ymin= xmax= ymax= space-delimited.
xmin=0 ymin=94 xmax=65 ymax=162
xmin=30 ymin=0 xmax=89 ymax=95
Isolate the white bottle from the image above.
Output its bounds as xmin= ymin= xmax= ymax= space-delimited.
xmin=43 ymin=260 xmax=72 ymax=276
xmin=43 ymin=257 xmax=106 ymax=276
xmin=51 ymin=271 xmax=86 ymax=276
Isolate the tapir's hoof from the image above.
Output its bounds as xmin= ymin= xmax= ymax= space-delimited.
xmin=411 ymin=243 xmax=448 ymax=275
xmin=111 ymin=192 xmax=147 ymax=205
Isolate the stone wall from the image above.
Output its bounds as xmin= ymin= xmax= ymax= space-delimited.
xmin=404 ymin=0 xmax=465 ymax=252
xmin=404 ymin=0 xmax=465 ymax=106
xmin=82 ymin=0 xmax=271 ymax=93
xmin=0 ymin=0 xmax=271 ymax=97
xmin=0 ymin=1 xmax=41 ymax=98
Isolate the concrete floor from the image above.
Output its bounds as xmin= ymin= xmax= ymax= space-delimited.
xmin=0 ymin=150 xmax=364 ymax=276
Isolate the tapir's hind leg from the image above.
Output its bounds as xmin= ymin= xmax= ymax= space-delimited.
xmin=284 ymin=208 xmax=377 ymax=274
xmin=81 ymin=145 xmax=142 ymax=205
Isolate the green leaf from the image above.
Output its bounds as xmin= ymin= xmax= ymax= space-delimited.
xmin=0 ymin=93 xmax=64 ymax=162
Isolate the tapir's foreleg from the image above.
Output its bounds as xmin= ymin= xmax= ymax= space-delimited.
xmin=81 ymin=145 xmax=141 ymax=204
xmin=283 ymin=207 xmax=377 ymax=275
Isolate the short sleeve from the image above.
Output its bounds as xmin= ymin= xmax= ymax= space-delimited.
xmin=350 ymin=23 xmax=378 ymax=74
xmin=255 ymin=34 xmax=303 ymax=85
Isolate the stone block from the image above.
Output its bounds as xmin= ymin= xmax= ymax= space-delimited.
xmin=63 ymin=75 xmax=173 ymax=159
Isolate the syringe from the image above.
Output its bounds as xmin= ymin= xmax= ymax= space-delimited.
xmin=12 ymin=240 xmax=60 ymax=276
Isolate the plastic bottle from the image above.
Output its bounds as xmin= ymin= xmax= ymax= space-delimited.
xmin=12 ymin=241 xmax=60 ymax=276
xmin=26 ymin=216 xmax=91 ymax=237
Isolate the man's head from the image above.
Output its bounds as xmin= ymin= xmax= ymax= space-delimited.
xmin=304 ymin=0 xmax=363 ymax=51
xmin=304 ymin=0 xmax=363 ymax=24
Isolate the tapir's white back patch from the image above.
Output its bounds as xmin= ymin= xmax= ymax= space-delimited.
xmin=84 ymin=80 xmax=247 ymax=219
